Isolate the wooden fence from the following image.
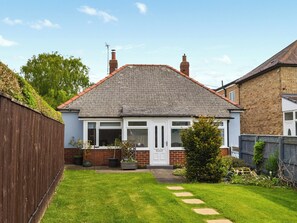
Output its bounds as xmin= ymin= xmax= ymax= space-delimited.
xmin=239 ymin=134 xmax=297 ymax=182
xmin=0 ymin=94 xmax=64 ymax=223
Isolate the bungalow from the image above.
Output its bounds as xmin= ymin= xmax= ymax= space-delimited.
xmin=58 ymin=50 xmax=242 ymax=167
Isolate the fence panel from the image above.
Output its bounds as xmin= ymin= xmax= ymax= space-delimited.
xmin=240 ymin=134 xmax=297 ymax=182
xmin=0 ymin=95 xmax=64 ymax=223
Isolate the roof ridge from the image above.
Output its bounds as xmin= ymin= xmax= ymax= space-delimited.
xmin=163 ymin=65 xmax=242 ymax=109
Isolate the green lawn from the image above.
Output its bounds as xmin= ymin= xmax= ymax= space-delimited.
xmin=42 ymin=170 xmax=297 ymax=223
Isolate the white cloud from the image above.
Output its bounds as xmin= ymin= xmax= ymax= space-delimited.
xmin=2 ymin=17 xmax=23 ymax=25
xmin=97 ymin=11 xmax=118 ymax=23
xmin=30 ymin=19 xmax=60 ymax=30
xmin=0 ymin=35 xmax=18 ymax=47
xmin=214 ymin=55 xmax=232 ymax=64
xmin=78 ymin=6 xmax=118 ymax=23
xmin=135 ymin=2 xmax=147 ymax=14
xmin=78 ymin=6 xmax=97 ymax=16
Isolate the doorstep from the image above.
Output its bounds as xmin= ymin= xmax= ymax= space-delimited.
xmin=147 ymin=165 xmax=173 ymax=169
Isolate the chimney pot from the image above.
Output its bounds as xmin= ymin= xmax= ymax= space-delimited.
xmin=180 ymin=54 xmax=190 ymax=76
xmin=109 ymin=49 xmax=118 ymax=74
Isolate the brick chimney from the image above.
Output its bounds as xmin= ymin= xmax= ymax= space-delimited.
xmin=109 ymin=49 xmax=118 ymax=74
xmin=180 ymin=54 xmax=189 ymax=76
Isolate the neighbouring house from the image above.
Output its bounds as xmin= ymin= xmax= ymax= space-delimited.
xmin=282 ymin=94 xmax=297 ymax=136
xmin=216 ymin=40 xmax=297 ymax=135
xmin=58 ymin=51 xmax=242 ymax=167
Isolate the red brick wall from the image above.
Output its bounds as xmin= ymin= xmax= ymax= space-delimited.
xmin=86 ymin=149 xmax=121 ymax=166
xmin=64 ymin=148 xmax=81 ymax=164
xmin=135 ymin=151 xmax=150 ymax=167
xmin=170 ymin=150 xmax=185 ymax=166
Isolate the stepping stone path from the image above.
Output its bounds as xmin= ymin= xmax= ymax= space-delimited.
xmin=182 ymin=198 xmax=204 ymax=204
xmin=173 ymin=192 xmax=193 ymax=197
xmin=193 ymin=208 xmax=219 ymax=215
xmin=167 ymin=185 xmax=233 ymax=223
xmin=207 ymin=220 xmax=233 ymax=223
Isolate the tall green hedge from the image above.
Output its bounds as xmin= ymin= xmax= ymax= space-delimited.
xmin=0 ymin=62 xmax=63 ymax=123
xmin=181 ymin=117 xmax=223 ymax=182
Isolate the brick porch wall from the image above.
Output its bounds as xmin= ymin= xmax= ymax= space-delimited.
xmin=86 ymin=149 xmax=121 ymax=166
xmin=64 ymin=148 xmax=81 ymax=164
xmin=135 ymin=151 xmax=150 ymax=167
xmin=170 ymin=150 xmax=185 ymax=166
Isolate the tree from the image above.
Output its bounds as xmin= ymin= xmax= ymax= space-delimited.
xmin=21 ymin=52 xmax=90 ymax=108
xmin=181 ymin=117 xmax=223 ymax=182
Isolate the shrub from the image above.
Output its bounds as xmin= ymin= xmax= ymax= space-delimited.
xmin=173 ymin=168 xmax=186 ymax=177
xmin=231 ymin=174 xmax=283 ymax=188
xmin=265 ymin=150 xmax=279 ymax=177
xmin=253 ymin=140 xmax=265 ymax=173
xmin=181 ymin=117 xmax=223 ymax=183
xmin=221 ymin=156 xmax=246 ymax=177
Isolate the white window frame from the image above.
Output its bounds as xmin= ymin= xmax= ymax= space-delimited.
xmin=170 ymin=119 xmax=192 ymax=150
xmin=217 ymin=120 xmax=227 ymax=147
xmin=82 ymin=119 xmax=122 ymax=149
xmin=126 ymin=120 xmax=149 ymax=149
xmin=229 ymin=91 xmax=235 ymax=102
xmin=283 ymin=111 xmax=297 ymax=136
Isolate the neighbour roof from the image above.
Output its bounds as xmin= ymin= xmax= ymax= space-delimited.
xmin=236 ymin=40 xmax=297 ymax=84
xmin=58 ymin=64 xmax=241 ymax=118
xmin=214 ymin=80 xmax=237 ymax=91
xmin=282 ymin=94 xmax=297 ymax=104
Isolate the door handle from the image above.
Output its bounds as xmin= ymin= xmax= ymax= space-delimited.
xmin=166 ymin=141 xmax=168 ymax=146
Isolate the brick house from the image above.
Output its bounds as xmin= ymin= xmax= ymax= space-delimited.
xmin=216 ymin=40 xmax=297 ymax=135
xmin=58 ymin=50 xmax=242 ymax=167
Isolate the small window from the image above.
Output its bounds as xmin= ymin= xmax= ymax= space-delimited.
xmin=100 ymin=122 xmax=121 ymax=127
xmin=229 ymin=91 xmax=235 ymax=102
xmin=128 ymin=121 xmax=147 ymax=126
xmin=99 ymin=129 xmax=121 ymax=146
xmin=171 ymin=129 xmax=183 ymax=147
xmin=88 ymin=122 xmax=96 ymax=145
xmin=172 ymin=121 xmax=190 ymax=126
xmin=127 ymin=129 xmax=148 ymax=147
xmin=295 ymin=112 xmax=297 ymax=119
xmin=285 ymin=112 xmax=293 ymax=121
xmin=216 ymin=121 xmax=224 ymax=126
xmin=220 ymin=129 xmax=225 ymax=145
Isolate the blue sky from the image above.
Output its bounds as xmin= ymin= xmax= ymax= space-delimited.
xmin=1 ymin=0 xmax=297 ymax=88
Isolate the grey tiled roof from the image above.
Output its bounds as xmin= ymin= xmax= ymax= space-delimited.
xmin=236 ymin=40 xmax=297 ymax=84
xmin=59 ymin=65 xmax=240 ymax=118
xmin=282 ymin=94 xmax=297 ymax=104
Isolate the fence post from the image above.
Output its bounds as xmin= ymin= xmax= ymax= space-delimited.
xmin=239 ymin=135 xmax=242 ymax=159
xmin=279 ymin=136 xmax=284 ymax=162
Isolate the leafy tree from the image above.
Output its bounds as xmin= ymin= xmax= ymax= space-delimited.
xmin=181 ymin=117 xmax=223 ymax=182
xmin=21 ymin=52 xmax=90 ymax=108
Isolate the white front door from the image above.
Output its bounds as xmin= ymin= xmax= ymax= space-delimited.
xmin=150 ymin=121 xmax=169 ymax=166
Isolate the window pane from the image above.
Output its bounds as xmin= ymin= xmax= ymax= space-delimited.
xmin=229 ymin=91 xmax=235 ymax=102
xmin=88 ymin=122 xmax=96 ymax=145
xmin=128 ymin=129 xmax=148 ymax=147
xmin=220 ymin=129 xmax=224 ymax=145
xmin=128 ymin=121 xmax=147 ymax=126
xmin=155 ymin=126 xmax=158 ymax=148
xmin=162 ymin=126 xmax=164 ymax=148
xmin=285 ymin=112 xmax=293 ymax=120
xmin=100 ymin=122 xmax=121 ymax=127
xmin=172 ymin=121 xmax=190 ymax=126
xmin=99 ymin=129 xmax=122 ymax=146
xmin=171 ymin=129 xmax=183 ymax=147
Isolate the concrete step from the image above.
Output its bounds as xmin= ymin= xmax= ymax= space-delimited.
xmin=147 ymin=165 xmax=173 ymax=169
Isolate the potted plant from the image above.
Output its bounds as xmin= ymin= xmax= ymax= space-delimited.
xmin=69 ymin=137 xmax=93 ymax=167
xmin=108 ymin=138 xmax=121 ymax=168
xmin=120 ymin=140 xmax=138 ymax=170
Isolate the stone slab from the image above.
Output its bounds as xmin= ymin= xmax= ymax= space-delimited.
xmin=166 ymin=186 xmax=184 ymax=190
xmin=193 ymin=208 xmax=219 ymax=215
xmin=173 ymin=192 xmax=193 ymax=197
xmin=206 ymin=219 xmax=233 ymax=223
xmin=182 ymin=198 xmax=204 ymax=204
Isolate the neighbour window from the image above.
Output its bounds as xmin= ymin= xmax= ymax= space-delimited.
xmin=229 ymin=91 xmax=235 ymax=102
xmin=285 ymin=112 xmax=293 ymax=120
xmin=88 ymin=122 xmax=96 ymax=145
xmin=127 ymin=121 xmax=148 ymax=147
xmin=171 ymin=121 xmax=190 ymax=147
xmin=99 ymin=122 xmax=122 ymax=146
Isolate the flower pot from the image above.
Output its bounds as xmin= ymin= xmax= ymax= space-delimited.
xmin=73 ymin=155 xmax=83 ymax=165
xmin=108 ymin=158 xmax=119 ymax=167
xmin=121 ymin=162 xmax=138 ymax=170
xmin=83 ymin=160 xmax=92 ymax=167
